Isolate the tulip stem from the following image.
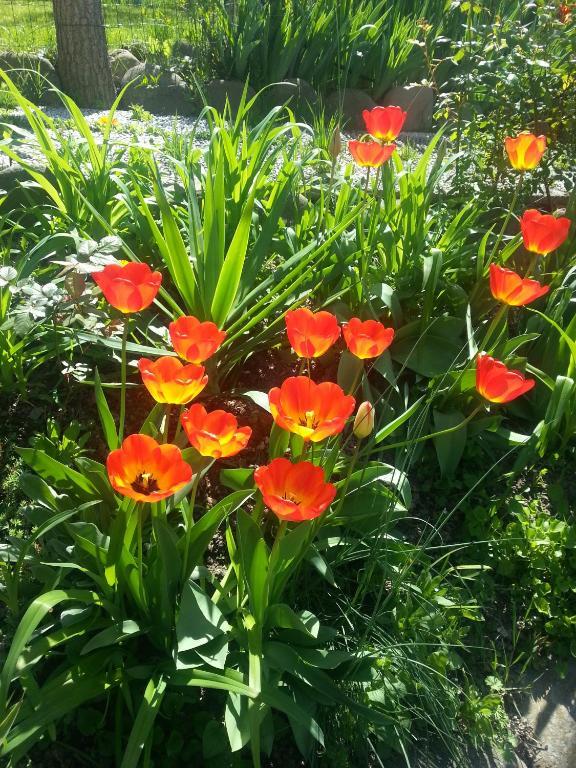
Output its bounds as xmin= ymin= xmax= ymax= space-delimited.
xmin=137 ymin=510 xmax=144 ymax=606
xmin=524 ymin=253 xmax=540 ymax=279
xmin=118 ymin=317 xmax=130 ymax=445
xmin=163 ymin=405 xmax=171 ymax=443
xmin=480 ymin=304 xmax=509 ymax=351
xmin=488 ymin=171 xmax=524 ymax=268
xmin=181 ymin=471 xmax=201 ymax=584
xmin=174 ymin=405 xmax=184 ymax=443
xmin=380 ymin=406 xmax=482 ymax=453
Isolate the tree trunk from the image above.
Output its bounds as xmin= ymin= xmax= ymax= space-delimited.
xmin=52 ymin=0 xmax=115 ymax=108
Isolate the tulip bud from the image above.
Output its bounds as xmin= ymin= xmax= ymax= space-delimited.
xmin=353 ymin=401 xmax=375 ymax=439
xmin=328 ymin=125 xmax=342 ymax=161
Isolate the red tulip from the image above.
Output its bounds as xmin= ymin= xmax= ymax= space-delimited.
xmin=169 ymin=316 xmax=226 ymax=364
xmin=285 ymin=308 xmax=340 ymax=359
xmin=349 ymin=140 xmax=396 ymax=168
xmin=107 ymin=434 xmax=192 ymax=503
xmin=559 ymin=3 xmax=573 ymax=22
xmin=93 ymin=262 xmax=162 ymax=314
xmin=504 ymin=133 xmax=546 ymax=171
xmin=343 ymin=318 xmax=394 ymax=359
xmin=489 ymin=264 xmax=549 ymax=306
xmin=254 ymin=458 xmax=336 ymax=522
xmin=520 ymin=209 xmax=571 ymax=255
xmin=268 ymin=376 xmax=355 ymax=442
xmin=181 ymin=404 xmax=251 ymax=459
xmin=362 ymin=106 xmax=407 ymax=142
xmin=475 ymin=354 xmax=535 ymax=404
xmin=137 ymin=356 xmax=208 ymax=405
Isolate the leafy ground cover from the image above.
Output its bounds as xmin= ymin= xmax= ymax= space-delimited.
xmin=0 ymin=2 xmax=575 ymax=767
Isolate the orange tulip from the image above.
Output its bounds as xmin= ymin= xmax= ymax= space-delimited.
xmin=169 ymin=316 xmax=226 ymax=364
xmin=343 ymin=318 xmax=395 ymax=359
xmin=504 ymin=133 xmax=546 ymax=171
xmin=137 ymin=356 xmax=208 ymax=405
xmin=285 ymin=308 xmax=340 ymax=359
xmin=268 ymin=376 xmax=355 ymax=442
xmin=181 ymin=404 xmax=251 ymax=459
xmin=93 ymin=262 xmax=162 ymax=314
xmin=362 ymin=106 xmax=407 ymax=142
xmin=520 ymin=209 xmax=571 ymax=255
xmin=559 ymin=3 xmax=573 ymax=22
xmin=475 ymin=354 xmax=535 ymax=404
xmin=489 ymin=264 xmax=549 ymax=306
xmin=254 ymin=458 xmax=336 ymax=522
xmin=349 ymin=140 xmax=396 ymax=168
xmin=107 ymin=434 xmax=192 ymax=503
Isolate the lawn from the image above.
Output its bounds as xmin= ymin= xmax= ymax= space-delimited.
xmin=0 ymin=1 xmax=575 ymax=767
xmin=0 ymin=0 xmax=208 ymax=53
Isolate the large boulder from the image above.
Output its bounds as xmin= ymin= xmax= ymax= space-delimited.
xmin=121 ymin=63 xmax=195 ymax=115
xmin=381 ymin=84 xmax=435 ymax=132
xmin=203 ymin=80 xmax=255 ymax=115
xmin=109 ymin=49 xmax=141 ymax=87
xmin=0 ymin=51 xmax=61 ymax=105
xmin=265 ymin=78 xmax=319 ymax=117
xmin=324 ymin=89 xmax=377 ymax=130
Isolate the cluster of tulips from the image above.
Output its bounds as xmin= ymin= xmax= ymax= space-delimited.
xmin=91 ymin=264 xmax=395 ymax=521
xmin=90 ymin=121 xmax=572 ymax=523
xmin=478 ymin=131 xmax=571 ymax=402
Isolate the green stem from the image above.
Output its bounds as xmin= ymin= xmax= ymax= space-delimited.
xmin=480 ymin=303 xmax=509 ymax=351
xmin=163 ymin=404 xmax=171 ymax=443
xmin=488 ymin=171 xmax=524 ymax=268
xmin=524 ymin=252 xmax=540 ymax=279
xmin=137 ymin=509 xmax=144 ymax=606
xmin=381 ymin=406 xmax=482 ymax=453
xmin=330 ymin=441 xmax=361 ymax=521
xmin=181 ymin=471 xmax=202 ymax=583
xmin=118 ymin=317 xmax=130 ymax=444
xmin=174 ymin=405 xmax=185 ymax=443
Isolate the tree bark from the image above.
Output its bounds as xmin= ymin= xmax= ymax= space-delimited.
xmin=52 ymin=0 xmax=115 ymax=107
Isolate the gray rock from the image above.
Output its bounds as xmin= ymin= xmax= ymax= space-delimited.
xmin=0 ymin=51 xmax=61 ymax=105
xmin=121 ymin=63 xmax=195 ymax=116
xmin=514 ymin=662 xmax=576 ymax=768
xmin=265 ymin=78 xmax=318 ymax=116
xmin=381 ymin=84 xmax=435 ymax=132
xmin=203 ymin=79 xmax=255 ymax=115
xmin=109 ymin=49 xmax=141 ymax=86
xmin=324 ymin=88 xmax=377 ymax=130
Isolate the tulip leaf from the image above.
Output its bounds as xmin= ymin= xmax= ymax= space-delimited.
xmin=93 ymin=369 xmax=118 ymax=450
xmin=16 ymin=448 xmax=98 ymax=499
xmin=236 ymin=509 xmax=269 ymax=625
xmin=120 ymin=675 xmax=167 ymax=768
xmin=433 ymin=410 xmax=467 ymax=477
xmin=180 ymin=490 xmax=253 ymax=579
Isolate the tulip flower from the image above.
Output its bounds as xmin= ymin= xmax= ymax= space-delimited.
xmin=285 ymin=308 xmax=340 ymax=359
xmin=362 ymin=106 xmax=407 ymax=142
xmin=254 ymin=458 xmax=336 ymax=522
xmin=137 ymin=356 xmax=208 ymax=405
xmin=520 ymin=209 xmax=571 ymax=255
xmin=93 ymin=262 xmax=162 ymax=314
xmin=489 ymin=264 xmax=549 ymax=306
xmin=559 ymin=3 xmax=573 ymax=22
xmin=181 ymin=404 xmax=251 ymax=459
xmin=353 ymin=402 xmax=375 ymax=439
xmin=504 ymin=133 xmax=547 ymax=171
xmin=343 ymin=318 xmax=395 ymax=359
xmin=349 ymin=140 xmax=396 ymax=168
xmin=475 ymin=354 xmax=535 ymax=404
xmin=169 ymin=316 xmax=226 ymax=364
xmin=107 ymin=434 xmax=192 ymax=503
xmin=268 ymin=376 xmax=355 ymax=442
